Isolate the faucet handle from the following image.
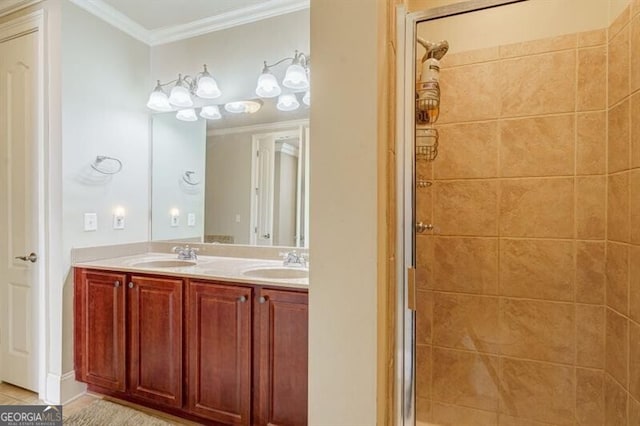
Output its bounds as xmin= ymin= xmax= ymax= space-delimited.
xmin=172 ymin=246 xmax=184 ymax=253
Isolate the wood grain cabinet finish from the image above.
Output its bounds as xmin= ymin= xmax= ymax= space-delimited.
xmin=74 ymin=269 xmax=127 ymax=392
xmin=255 ymin=288 xmax=309 ymax=426
xmin=186 ymin=281 xmax=252 ymax=425
xmin=128 ymin=275 xmax=183 ymax=408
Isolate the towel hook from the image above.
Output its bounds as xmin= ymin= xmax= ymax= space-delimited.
xmin=182 ymin=170 xmax=201 ymax=186
xmin=91 ymin=155 xmax=123 ymax=175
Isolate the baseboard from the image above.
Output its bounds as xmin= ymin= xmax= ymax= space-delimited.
xmin=45 ymin=371 xmax=86 ymax=405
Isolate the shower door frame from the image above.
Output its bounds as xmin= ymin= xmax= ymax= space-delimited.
xmin=395 ymin=1 xmax=527 ymax=425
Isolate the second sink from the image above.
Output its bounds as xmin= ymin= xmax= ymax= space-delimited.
xmin=132 ymin=260 xmax=197 ymax=268
xmin=243 ymin=267 xmax=308 ymax=280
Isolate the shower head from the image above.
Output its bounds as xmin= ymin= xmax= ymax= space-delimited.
xmin=417 ymin=38 xmax=449 ymax=62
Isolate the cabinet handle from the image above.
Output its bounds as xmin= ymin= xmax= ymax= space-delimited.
xmin=238 ymin=296 xmax=247 ymax=303
xmin=114 ymin=281 xmax=120 ymax=288
xmin=259 ymin=296 xmax=268 ymax=304
xmin=128 ymin=282 xmax=134 ymax=289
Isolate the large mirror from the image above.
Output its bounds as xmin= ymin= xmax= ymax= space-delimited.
xmin=149 ymin=10 xmax=310 ymax=247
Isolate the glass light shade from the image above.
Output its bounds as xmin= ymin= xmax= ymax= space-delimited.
xmin=302 ymin=90 xmax=310 ymax=106
xmin=276 ymin=94 xmax=300 ymax=112
xmin=255 ymin=72 xmax=282 ymax=98
xmin=169 ymin=85 xmax=193 ymax=107
xmin=196 ymin=75 xmax=221 ymax=99
xmin=200 ymin=105 xmax=222 ymax=120
xmin=282 ymin=63 xmax=309 ymax=90
xmin=146 ymin=89 xmax=171 ymax=112
xmin=224 ymin=100 xmax=262 ymax=114
xmin=176 ymin=108 xmax=198 ymax=122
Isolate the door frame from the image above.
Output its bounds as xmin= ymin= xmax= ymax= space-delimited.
xmin=0 ymin=9 xmax=48 ymax=400
xmin=394 ymin=1 xmax=527 ymax=424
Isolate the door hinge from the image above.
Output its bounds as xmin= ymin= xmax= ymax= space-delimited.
xmin=407 ymin=267 xmax=416 ymax=311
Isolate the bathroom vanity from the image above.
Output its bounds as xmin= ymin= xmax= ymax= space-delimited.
xmin=73 ymin=253 xmax=308 ymax=426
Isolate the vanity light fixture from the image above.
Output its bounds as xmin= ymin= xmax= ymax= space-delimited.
xmin=255 ymin=50 xmax=310 ymax=102
xmin=146 ymin=64 xmax=222 ymax=112
xmin=276 ymin=94 xmax=300 ymax=112
xmin=200 ymin=105 xmax=222 ymax=120
xmin=176 ymin=108 xmax=198 ymax=122
xmin=224 ymin=100 xmax=263 ymax=114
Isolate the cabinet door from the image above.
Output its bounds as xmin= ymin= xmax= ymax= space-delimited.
xmin=256 ymin=289 xmax=308 ymax=426
xmin=75 ymin=269 xmax=127 ymax=392
xmin=128 ymin=275 xmax=183 ymax=408
xmin=187 ymin=281 xmax=252 ymax=425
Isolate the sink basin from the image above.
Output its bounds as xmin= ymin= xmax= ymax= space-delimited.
xmin=243 ymin=267 xmax=308 ymax=280
xmin=132 ymin=260 xmax=197 ymax=268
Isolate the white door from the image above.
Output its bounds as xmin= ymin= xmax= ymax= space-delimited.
xmin=0 ymin=30 xmax=40 ymax=392
xmin=252 ymin=135 xmax=275 ymax=246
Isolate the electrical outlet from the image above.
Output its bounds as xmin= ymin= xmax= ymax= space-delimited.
xmin=187 ymin=213 xmax=196 ymax=227
xmin=84 ymin=213 xmax=97 ymax=231
xmin=235 ymin=214 xmax=241 ymax=223
xmin=113 ymin=215 xmax=125 ymax=230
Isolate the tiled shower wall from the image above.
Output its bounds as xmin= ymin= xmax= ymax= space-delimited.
xmin=415 ymin=6 xmax=640 ymax=423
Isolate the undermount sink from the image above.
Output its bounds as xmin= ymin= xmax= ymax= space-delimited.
xmin=132 ymin=260 xmax=197 ymax=268
xmin=243 ymin=267 xmax=308 ymax=280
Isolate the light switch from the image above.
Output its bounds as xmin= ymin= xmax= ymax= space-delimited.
xmin=187 ymin=213 xmax=196 ymax=227
xmin=170 ymin=208 xmax=180 ymax=227
xmin=84 ymin=213 xmax=97 ymax=231
xmin=235 ymin=214 xmax=241 ymax=223
xmin=113 ymin=207 xmax=125 ymax=230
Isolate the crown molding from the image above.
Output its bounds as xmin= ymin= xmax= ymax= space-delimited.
xmin=67 ymin=0 xmax=151 ymax=44
xmin=207 ymin=118 xmax=309 ymax=137
xmin=66 ymin=0 xmax=309 ymax=47
xmin=0 ymin=0 xmax=42 ymax=19
xmin=148 ymin=0 xmax=309 ymax=46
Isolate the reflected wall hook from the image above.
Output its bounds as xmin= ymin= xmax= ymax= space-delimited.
xmin=182 ymin=171 xmax=201 ymax=185
xmin=91 ymin=155 xmax=123 ymax=175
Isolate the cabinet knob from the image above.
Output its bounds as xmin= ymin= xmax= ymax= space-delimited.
xmin=238 ymin=296 xmax=247 ymax=303
xmin=259 ymin=296 xmax=268 ymax=304
xmin=114 ymin=281 xmax=120 ymax=288
xmin=128 ymin=282 xmax=134 ymax=289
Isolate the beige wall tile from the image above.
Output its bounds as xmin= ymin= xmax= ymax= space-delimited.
xmin=604 ymin=373 xmax=628 ymax=426
xmin=500 ymin=239 xmax=574 ymax=301
xmin=499 ymin=115 xmax=575 ymax=177
xmin=634 ymin=0 xmax=640 ymax=16
xmin=577 ymin=111 xmax=607 ymax=175
xmin=499 ymin=34 xmax=576 ymax=59
xmin=630 ymin=246 xmax=640 ymax=323
xmin=500 ymin=299 xmax=575 ymax=364
xmin=630 ymin=396 xmax=640 ymax=426
xmin=441 ymin=47 xmax=499 ymax=68
xmin=576 ymin=241 xmax=606 ymax=304
xmin=607 ymin=172 xmax=630 ymax=243
xmin=416 ymin=397 xmax=431 ymax=423
xmin=576 ymin=176 xmax=607 ymax=240
xmin=416 ymin=344 xmax=431 ymax=399
xmin=432 ymin=293 xmax=499 ymax=354
xmin=417 ymin=290 xmax=433 ymax=345
xmin=416 ymin=185 xmax=432 ymax=226
xmin=500 ymin=358 xmax=574 ymax=425
xmin=578 ymin=46 xmax=607 ymax=111
xmin=608 ymin=26 xmax=630 ymax=107
xmin=435 ymin=121 xmax=499 ymax=179
xmin=610 ymin=5 xmax=631 ymax=40
xmin=434 ymin=180 xmax=498 ymax=236
xmin=608 ymin=99 xmax=630 ymax=173
xmin=498 ymin=415 xmax=560 ymax=426
xmin=430 ymin=402 xmax=498 ymax=426
xmin=576 ymin=368 xmax=605 ymax=425
xmin=432 ymin=237 xmax=498 ymax=294
xmin=500 ymin=51 xmax=576 ymax=118
xmin=432 ymin=348 xmax=499 ymax=411
xmin=439 ymin=62 xmax=500 ymax=124
xmin=630 ymin=170 xmax=640 ymax=244
xmin=577 ymin=305 xmax=605 ymax=368
xmin=416 ymin=235 xmax=434 ymax=290
xmin=606 ymin=242 xmax=630 ymax=314
xmin=630 ymin=321 xmax=640 ymax=401
xmin=631 ymin=16 xmax=640 ymax=93
xmin=631 ymin=93 xmax=640 ymax=168
xmin=605 ymin=308 xmax=629 ymax=386
xmin=578 ymin=29 xmax=607 ymax=47
xmin=499 ymin=178 xmax=574 ymax=238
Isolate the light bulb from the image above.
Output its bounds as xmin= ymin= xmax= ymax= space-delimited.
xmin=146 ymin=81 xmax=171 ymax=112
xmin=200 ymin=105 xmax=222 ymax=120
xmin=224 ymin=100 xmax=262 ymax=114
xmin=176 ymin=108 xmax=197 ymax=121
xmin=302 ymin=90 xmax=310 ymax=106
xmin=196 ymin=75 xmax=221 ymax=99
xmin=276 ymin=94 xmax=300 ymax=112
xmin=256 ymin=71 xmax=281 ymax=98
xmin=283 ymin=63 xmax=309 ymax=90
xmin=169 ymin=75 xmax=193 ymax=107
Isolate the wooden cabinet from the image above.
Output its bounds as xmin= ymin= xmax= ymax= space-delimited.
xmin=255 ymin=289 xmax=308 ymax=426
xmin=186 ymin=281 xmax=252 ymax=425
xmin=128 ymin=275 xmax=183 ymax=408
xmin=74 ymin=268 xmax=308 ymax=426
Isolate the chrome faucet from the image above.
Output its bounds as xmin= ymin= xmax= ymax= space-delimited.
xmin=281 ymin=251 xmax=307 ymax=268
xmin=173 ymin=245 xmax=198 ymax=260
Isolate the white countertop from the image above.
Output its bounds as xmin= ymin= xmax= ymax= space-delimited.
xmin=74 ymin=252 xmax=309 ymax=290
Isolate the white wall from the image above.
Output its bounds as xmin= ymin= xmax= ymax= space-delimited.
xmin=309 ymin=0 xmax=379 ymax=424
xmin=151 ymin=114 xmax=206 ymax=241
xmin=60 ymin=0 xmax=150 ymax=376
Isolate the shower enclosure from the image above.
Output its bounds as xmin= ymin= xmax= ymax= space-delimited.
xmin=397 ymin=0 xmax=640 ymax=424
